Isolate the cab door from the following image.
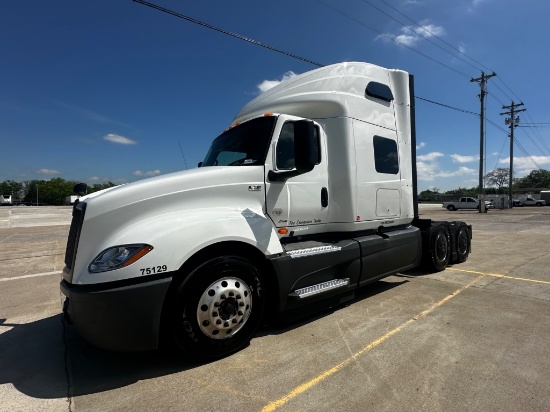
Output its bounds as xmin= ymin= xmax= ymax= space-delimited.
xmin=265 ymin=116 xmax=329 ymax=232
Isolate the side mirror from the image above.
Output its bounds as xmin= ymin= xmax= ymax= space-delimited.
xmin=198 ymin=162 xmax=203 ymax=168
xmin=269 ymin=120 xmax=317 ymax=182
xmin=74 ymin=183 xmax=88 ymax=197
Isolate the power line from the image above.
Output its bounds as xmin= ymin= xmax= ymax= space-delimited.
xmin=416 ymin=96 xmax=478 ymax=116
xmin=377 ymin=0 xmax=526 ymax=110
xmin=319 ymin=0 xmax=471 ymax=78
xmin=133 ymin=0 xmax=545 ymax=172
xmin=133 ymin=0 xmax=325 ymax=67
xmin=378 ymin=0 xmax=491 ymax=73
xmin=359 ymin=0 xmax=481 ymax=72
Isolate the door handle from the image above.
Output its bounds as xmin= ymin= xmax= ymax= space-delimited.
xmin=321 ymin=187 xmax=329 ymax=207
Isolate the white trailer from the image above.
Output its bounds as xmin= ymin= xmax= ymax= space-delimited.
xmin=61 ymin=62 xmax=472 ymax=359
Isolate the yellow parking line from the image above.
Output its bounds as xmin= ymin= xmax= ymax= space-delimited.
xmin=447 ymin=267 xmax=550 ymax=285
xmin=261 ymin=275 xmax=484 ymax=412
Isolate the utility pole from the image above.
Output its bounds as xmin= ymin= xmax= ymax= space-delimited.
xmin=500 ymin=101 xmax=525 ymax=208
xmin=471 ymin=71 xmax=496 ymax=213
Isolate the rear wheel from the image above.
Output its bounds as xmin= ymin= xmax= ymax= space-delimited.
xmin=447 ymin=205 xmax=456 ymax=211
xmin=169 ymin=256 xmax=265 ymax=359
xmin=423 ymin=224 xmax=451 ymax=272
xmin=454 ymin=223 xmax=470 ymax=263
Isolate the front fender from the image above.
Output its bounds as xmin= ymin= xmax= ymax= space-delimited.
xmin=72 ymin=206 xmax=282 ymax=285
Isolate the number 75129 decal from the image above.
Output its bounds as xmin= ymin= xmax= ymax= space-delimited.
xmin=140 ymin=265 xmax=168 ymax=276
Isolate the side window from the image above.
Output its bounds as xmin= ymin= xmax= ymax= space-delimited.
xmin=276 ymin=122 xmax=321 ymax=170
xmin=373 ymin=136 xmax=399 ymax=174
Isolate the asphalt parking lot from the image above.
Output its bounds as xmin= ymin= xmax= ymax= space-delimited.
xmin=0 ymin=205 xmax=549 ymax=411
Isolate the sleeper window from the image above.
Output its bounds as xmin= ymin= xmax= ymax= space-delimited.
xmin=373 ymin=136 xmax=399 ymax=174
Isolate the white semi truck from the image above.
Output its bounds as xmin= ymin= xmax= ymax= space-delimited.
xmin=61 ymin=62 xmax=472 ymax=359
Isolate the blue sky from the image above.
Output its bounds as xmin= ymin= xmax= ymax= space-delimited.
xmin=1 ymin=0 xmax=549 ymax=192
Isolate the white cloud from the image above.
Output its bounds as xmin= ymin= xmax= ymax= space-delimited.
xmin=133 ymin=170 xmax=161 ymax=177
xmin=416 ymin=152 xmax=477 ymax=182
xmin=37 ymin=168 xmax=61 ymax=175
xmin=416 ymin=142 xmax=426 ymax=150
xmin=104 ymin=134 xmax=137 ymax=145
xmin=88 ymin=176 xmax=101 ymax=181
xmin=499 ymin=156 xmax=550 ymax=176
xmin=387 ymin=22 xmax=445 ymax=47
xmin=450 ymin=154 xmax=479 ymax=163
xmin=257 ymin=71 xmax=298 ymax=93
xmin=437 ymin=166 xmax=477 ymax=177
xmin=417 ymin=152 xmax=444 ymax=161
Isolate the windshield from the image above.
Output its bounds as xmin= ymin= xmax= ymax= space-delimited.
xmin=202 ymin=116 xmax=276 ymax=167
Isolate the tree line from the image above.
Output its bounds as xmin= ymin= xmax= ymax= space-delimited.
xmin=420 ymin=168 xmax=550 ymax=200
xmin=0 ymin=178 xmax=115 ymax=205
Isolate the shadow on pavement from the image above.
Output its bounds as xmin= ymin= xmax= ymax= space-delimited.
xmin=0 ymin=279 xmax=409 ymax=400
xmin=0 ymin=315 xmax=200 ymax=399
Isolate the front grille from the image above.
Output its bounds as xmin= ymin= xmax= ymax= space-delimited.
xmin=64 ymin=201 xmax=86 ymax=270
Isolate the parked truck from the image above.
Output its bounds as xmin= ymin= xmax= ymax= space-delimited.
xmin=443 ymin=197 xmax=493 ymax=211
xmin=515 ymin=196 xmax=546 ymax=207
xmin=61 ymin=62 xmax=472 ymax=359
xmin=0 ymin=194 xmax=12 ymax=205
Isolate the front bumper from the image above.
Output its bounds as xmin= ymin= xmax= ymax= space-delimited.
xmin=60 ymin=275 xmax=172 ymax=352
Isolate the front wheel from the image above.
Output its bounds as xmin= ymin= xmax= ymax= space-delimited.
xmin=169 ymin=256 xmax=265 ymax=359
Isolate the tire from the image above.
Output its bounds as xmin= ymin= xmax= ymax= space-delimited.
xmin=536 ymin=202 xmax=543 ymax=207
xmin=423 ymin=223 xmax=451 ymax=272
xmin=447 ymin=205 xmax=456 ymax=211
xmin=169 ymin=256 xmax=265 ymax=359
xmin=454 ymin=223 xmax=470 ymax=263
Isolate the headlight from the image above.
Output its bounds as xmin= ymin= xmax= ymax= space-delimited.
xmin=88 ymin=244 xmax=153 ymax=273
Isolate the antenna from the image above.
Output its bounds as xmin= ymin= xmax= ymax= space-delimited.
xmin=178 ymin=140 xmax=189 ymax=170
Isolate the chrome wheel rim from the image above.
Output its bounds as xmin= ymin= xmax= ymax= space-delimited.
xmin=196 ymin=277 xmax=252 ymax=340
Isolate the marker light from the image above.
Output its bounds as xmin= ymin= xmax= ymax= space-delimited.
xmin=278 ymin=228 xmax=289 ymax=235
xmin=89 ymin=244 xmax=153 ymax=273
